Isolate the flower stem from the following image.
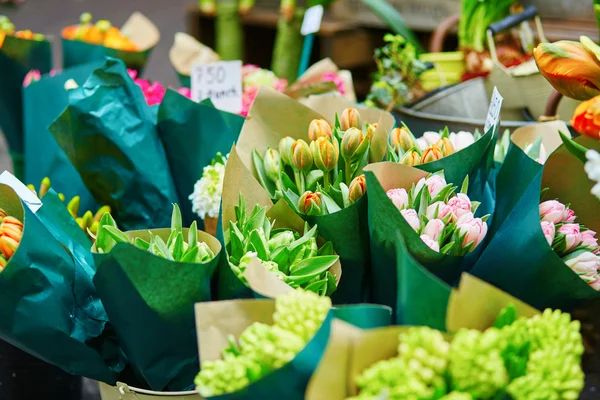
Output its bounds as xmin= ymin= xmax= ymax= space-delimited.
xmin=294 ymin=170 xmax=305 ymax=193
xmin=344 ymin=160 xmax=353 ymax=184
xmin=323 ymin=172 xmax=330 ymax=191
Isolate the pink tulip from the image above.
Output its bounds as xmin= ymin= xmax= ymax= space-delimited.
xmin=581 ymin=230 xmax=599 ymax=251
xmin=423 ymin=132 xmax=442 ymax=146
xmin=539 ymin=200 xmax=566 ymax=223
xmin=416 ymin=175 xmax=448 ymax=199
xmin=426 ymin=201 xmax=452 ymax=220
xmin=321 ymin=72 xmax=346 ymax=95
xmin=561 ymin=208 xmax=576 ymax=223
xmin=590 ymin=277 xmax=600 ymax=291
xmin=449 ymin=131 xmax=475 ymax=151
xmin=456 ymin=213 xmax=487 ymax=251
xmin=386 ymin=188 xmax=409 ymax=210
xmin=23 ymin=70 xmax=41 ymax=87
xmin=423 ymin=219 xmax=444 ymax=241
xmin=557 ymin=223 xmax=582 ymax=251
xmin=401 ymin=209 xmax=421 ymax=232
xmin=563 ymin=251 xmax=599 ymax=280
xmin=447 ymin=193 xmax=472 ymax=221
xmin=177 ymin=87 xmax=192 ymax=98
xmin=540 ymin=221 xmax=556 ymax=246
xmin=420 ymin=234 xmax=440 ymax=252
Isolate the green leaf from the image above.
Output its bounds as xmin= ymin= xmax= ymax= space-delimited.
xmin=340 ymin=183 xmax=351 ymax=209
xmin=243 ymin=205 xmax=267 ymax=237
xmin=188 ymin=220 xmax=198 ymax=246
xmin=304 ymin=279 xmax=328 ymax=295
xmin=440 ymin=241 xmax=455 ymax=254
xmin=289 ymin=224 xmax=318 ymax=251
xmin=253 ymin=150 xmax=278 ymax=198
xmin=321 ymin=191 xmax=342 ymax=214
xmin=524 ymin=136 xmax=543 ymax=161
xmin=166 ymin=229 xmax=177 ymax=248
xmin=559 ymin=131 xmax=588 ymax=163
xmin=271 ymin=246 xmax=291 ymax=274
xmin=228 ymin=221 xmax=246 ymax=261
xmin=154 ymin=236 xmax=174 ymax=261
xmin=249 ymin=229 xmax=269 ymax=260
xmin=103 ymin=225 xmax=130 ymax=244
xmin=325 ymin=271 xmax=337 ymax=296
xmin=282 ymin=189 xmax=302 ymax=214
xmin=460 ymin=175 xmax=469 ymax=195
xmin=493 ymin=304 xmax=517 ymax=329
xmin=317 ymin=241 xmax=335 ymax=256
xmin=281 ymin=172 xmax=299 ymax=194
xmin=172 ymin=232 xmax=185 ymax=260
xmin=134 ymin=237 xmax=150 ymax=251
xmin=181 ymin=245 xmax=200 ymax=263
xmin=306 ymin=170 xmax=324 ymax=192
xmin=171 ymin=203 xmax=183 ymax=234
xmin=289 ymin=255 xmax=339 ymax=276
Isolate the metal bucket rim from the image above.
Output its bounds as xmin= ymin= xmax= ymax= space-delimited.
xmin=114 ymin=382 xmax=198 ymax=397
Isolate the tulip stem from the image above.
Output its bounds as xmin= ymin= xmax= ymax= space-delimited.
xmin=294 ymin=171 xmax=305 ymax=193
xmin=344 ymin=160 xmax=353 ymax=184
xmin=323 ymin=172 xmax=330 ymax=191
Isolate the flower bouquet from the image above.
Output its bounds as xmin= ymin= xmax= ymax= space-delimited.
xmin=49 ymin=58 xmax=179 ymax=230
xmin=61 ymin=12 xmax=159 ymax=72
xmin=0 ymin=16 xmax=51 ymax=179
xmin=91 ymin=204 xmax=222 ymax=390
xmin=194 ymin=289 xmax=333 ymax=398
xmin=231 ymin=87 xmax=393 ymax=304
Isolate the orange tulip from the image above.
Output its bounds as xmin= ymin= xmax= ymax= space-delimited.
xmin=534 ymin=39 xmax=600 ymax=101
xmin=571 ymin=95 xmax=600 ymax=139
xmin=348 ymin=175 xmax=367 ymax=203
xmin=308 ymin=119 xmax=332 ymax=141
xmin=421 ymin=145 xmax=444 ymax=164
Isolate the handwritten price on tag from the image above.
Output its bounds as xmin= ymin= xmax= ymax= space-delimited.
xmin=191 ymin=61 xmax=243 ymax=114
xmin=484 ymin=87 xmax=504 ymax=133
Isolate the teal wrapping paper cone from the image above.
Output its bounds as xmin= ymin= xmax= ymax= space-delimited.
xmin=333 ymin=304 xmax=392 ymax=329
xmin=23 ymin=61 xmax=104 ymax=213
xmin=0 ymin=184 xmax=124 ymax=383
xmin=470 ymin=140 xmax=600 ymax=310
xmin=61 ymin=12 xmax=159 ymax=73
xmin=94 ymin=228 xmax=222 ymax=391
xmin=49 ymin=58 xmax=179 ymax=230
xmin=178 ymin=72 xmax=190 ymax=88
xmin=0 ymin=35 xmax=51 ymax=179
xmin=395 ymin=233 xmax=451 ymax=330
xmin=196 ymin=299 xmax=333 ymax=400
xmin=156 ymin=93 xmax=243 ymax=227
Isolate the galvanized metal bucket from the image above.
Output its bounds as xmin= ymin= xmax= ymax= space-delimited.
xmin=98 ymin=382 xmax=201 ymax=400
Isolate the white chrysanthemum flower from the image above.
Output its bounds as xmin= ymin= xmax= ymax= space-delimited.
xmin=585 ymin=150 xmax=600 ymax=200
xmin=189 ymin=154 xmax=228 ymax=219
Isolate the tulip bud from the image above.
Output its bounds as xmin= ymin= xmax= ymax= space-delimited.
xmin=0 ymin=236 xmax=19 ymax=259
xmin=390 ymin=127 xmax=415 ymax=152
xmin=298 ymin=191 xmax=323 ymax=216
xmin=268 ymin=230 xmax=295 ymax=253
xmin=2 ymin=216 xmax=23 ymax=229
xmin=539 ymin=200 xmax=566 ymax=224
xmin=1 ymin=224 xmax=22 ymax=242
xmin=541 ymin=221 xmax=556 ymax=246
xmin=80 ymin=12 xmax=92 ymax=25
xmin=386 ymin=188 xmax=409 ymax=210
xmin=420 ymin=234 xmax=440 ymax=252
xmin=571 ymin=96 xmax=600 ymax=139
xmin=563 ymin=251 xmax=599 ymax=281
xmin=534 ymin=39 xmax=600 ymax=101
xmin=93 ymin=205 xmax=112 ymax=223
xmin=341 ymin=127 xmax=369 ymax=164
xmin=39 ymin=177 xmax=51 ymax=198
xmin=263 ymin=148 xmax=282 ymax=183
xmin=291 ymin=139 xmax=313 ymax=172
xmin=58 ymin=193 xmax=65 ymax=202
xmin=279 ymin=137 xmax=295 ymax=166
xmin=340 ymin=108 xmax=360 ymax=131
xmin=308 ymin=119 xmax=332 ymax=141
xmin=423 ymin=219 xmax=445 ymax=242
xmin=420 ymin=145 xmax=444 ymax=164
xmin=311 ymin=137 xmax=339 ymax=172
xmin=435 ymin=138 xmax=455 ymax=156
xmin=400 ymin=150 xmax=421 ymax=166
xmin=455 ymin=213 xmax=488 ymax=252
xmin=0 ymin=254 xmax=7 ymax=271
xmin=348 ymin=175 xmax=366 ymax=204
xmin=67 ymin=196 xmax=80 ymax=218
xmin=401 ymin=209 xmax=421 ymax=232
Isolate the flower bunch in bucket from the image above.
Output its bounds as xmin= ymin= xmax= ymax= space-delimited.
xmin=0 ymin=208 xmax=22 ymax=270
xmin=62 ymin=13 xmax=136 ymax=51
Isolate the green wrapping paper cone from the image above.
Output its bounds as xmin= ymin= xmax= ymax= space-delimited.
xmin=470 ymin=137 xmax=600 ymax=310
xmin=49 ymin=58 xmax=179 ymax=230
xmin=195 ymin=298 xmax=333 ymax=399
xmin=23 ymin=61 xmax=104 ymax=214
xmin=0 ymin=35 xmax=52 ymax=179
xmin=94 ymin=228 xmax=222 ymax=391
xmin=0 ymin=183 xmax=124 ymax=382
xmin=156 ymin=92 xmax=244 ymax=227
xmin=61 ymin=12 xmax=159 ymax=73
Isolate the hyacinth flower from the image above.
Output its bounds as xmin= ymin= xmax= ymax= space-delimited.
xmin=224 ymin=195 xmax=339 ymax=296
xmin=195 ymin=289 xmax=331 ymax=397
xmin=189 ymin=152 xmax=228 ymax=236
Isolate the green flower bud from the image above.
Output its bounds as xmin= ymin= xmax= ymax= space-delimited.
xmin=263 ymin=147 xmax=282 ymax=183
xmin=278 ymin=137 xmax=295 ymax=167
xmin=291 ymin=139 xmax=313 ymax=172
xmin=440 ymin=392 xmax=474 ymax=400
xmin=95 ymin=19 xmax=112 ymax=32
xmin=195 ymin=356 xmax=257 ymax=397
xmin=267 ymin=230 xmax=295 ymax=253
xmin=311 ymin=136 xmax=339 ymax=172
xmin=79 ymin=12 xmax=92 ymax=25
xmin=398 ymin=327 xmax=450 ymax=386
xmin=340 ymin=107 xmax=361 ymax=131
xmin=298 ymin=191 xmax=323 ymax=216
xmin=449 ymin=328 xmax=508 ymax=398
xmin=239 ymin=323 xmax=305 ymax=369
xmin=506 ymin=374 xmax=560 ymax=400
xmin=196 ymin=242 xmax=215 ymax=263
xmin=341 ymin=127 xmax=369 ymax=164
xmin=390 ymin=127 xmax=415 ymax=152
xmin=273 ymin=289 xmax=331 ymax=342
xmin=289 ymin=237 xmax=318 ymax=265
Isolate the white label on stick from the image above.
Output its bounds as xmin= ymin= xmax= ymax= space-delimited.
xmin=191 ymin=60 xmax=243 ymax=114
xmin=484 ymin=87 xmax=504 ymax=133
xmin=301 ymin=5 xmax=324 ymax=35
xmin=0 ymin=171 xmax=42 ymax=213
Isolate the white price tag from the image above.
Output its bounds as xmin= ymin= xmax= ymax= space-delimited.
xmin=301 ymin=5 xmax=324 ymax=36
xmin=0 ymin=171 xmax=42 ymax=213
xmin=484 ymin=87 xmax=504 ymax=133
xmin=191 ymin=60 xmax=243 ymax=114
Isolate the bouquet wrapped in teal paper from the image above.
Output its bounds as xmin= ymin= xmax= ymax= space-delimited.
xmin=49 ymin=58 xmax=179 ymax=230
xmin=61 ymin=12 xmax=159 ymax=72
xmin=232 ymin=88 xmax=393 ymax=304
xmin=194 ymin=289 xmax=333 ymax=399
xmin=92 ymin=204 xmax=222 ymax=390
xmin=0 ymin=178 xmax=125 ymax=383
xmin=0 ymin=18 xmax=51 ymax=178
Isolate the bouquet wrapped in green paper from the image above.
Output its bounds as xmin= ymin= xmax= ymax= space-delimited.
xmin=92 ymin=203 xmax=222 ymax=390
xmin=0 ymin=179 xmax=125 ymax=383
xmin=194 ymin=289 xmax=333 ymax=399
xmin=217 ymin=147 xmax=341 ymax=300
xmin=49 ymin=58 xmax=180 ymax=230
xmin=235 ymin=88 xmax=393 ymax=304
xmin=470 ymin=125 xmax=600 ymax=310
xmin=364 ymin=161 xmax=490 ymax=313
xmin=61 ymin=12 xmax=159 ymax=72
xmin=0 ymin=17 xmax=51 ymax=178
